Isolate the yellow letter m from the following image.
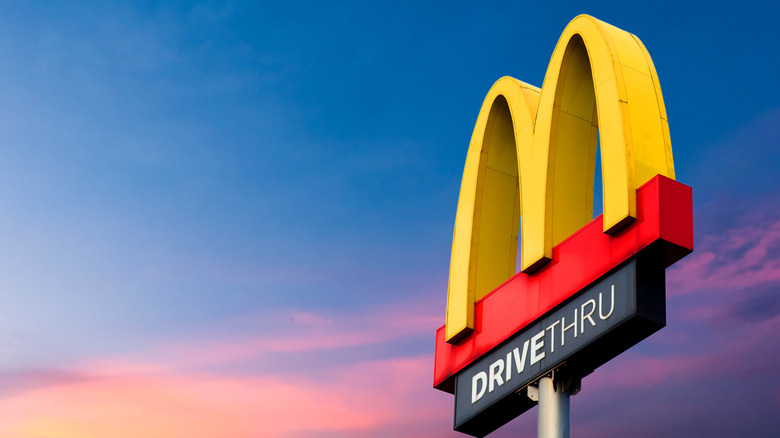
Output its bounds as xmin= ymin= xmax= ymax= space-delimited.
xmin=446 ymin=15 xmax=676 ymax=343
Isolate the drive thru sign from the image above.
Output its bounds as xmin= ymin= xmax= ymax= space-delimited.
xmin=433 ymin=15 xmax=693 ymax=437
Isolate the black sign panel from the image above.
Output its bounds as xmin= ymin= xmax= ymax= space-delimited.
xmin=454 ymin=257 xmax=665 ymax=437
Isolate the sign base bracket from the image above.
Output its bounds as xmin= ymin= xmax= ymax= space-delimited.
xmin=526 ymin=369 xmax=581 ymax=438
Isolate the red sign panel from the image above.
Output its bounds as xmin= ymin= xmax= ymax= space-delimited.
xmin=434 ymin=175 xmax=693 ymax=393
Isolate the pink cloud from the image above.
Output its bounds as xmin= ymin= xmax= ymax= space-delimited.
xmin=667 ymin=214 xmax=780 ymax=295
xmin=8 ymin=207 xmax=779 ymax=438
xmin=585 ymin=354 xmax=708 ymax=390
xmin=144 ymin=302 xmax=442 ymax=369
xmin=585 ymin=309 xmax=780 ymax=393
xmin=570 ymin=202 xmax=780 ymax=436
xmin=0 ymin=367 xmax=372 ymax=437
xmin=0 ymin=303 xmax=458 ymax=438
xmin=0 ymin=355 xmax=456 ymax=438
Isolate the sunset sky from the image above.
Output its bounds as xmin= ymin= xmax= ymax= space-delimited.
xmin=0 ymin=1 xmax=778 ymax=437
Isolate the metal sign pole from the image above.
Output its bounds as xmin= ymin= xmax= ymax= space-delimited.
xmin=537 ymin=376 xmax=570 ymax=438
xmin=527 ymin=371 xmax=579 ymax=438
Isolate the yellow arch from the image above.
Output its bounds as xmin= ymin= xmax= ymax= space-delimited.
xmin=445 ymin=15 xmax=675 ymax=343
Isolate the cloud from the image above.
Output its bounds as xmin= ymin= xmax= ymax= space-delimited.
xmin=0 ymin=369 xmax=92 ymax=400
xmin=667 ymin=207 xmax=780 ymax=297
xmin=0 ymin=303 xmax=457 ymax=438
xmin=544 ymin=199 xmax=780 ymax=438
xmin=3 ymin=201 xmax=779 ymax=438
xmin=586 ymin=309 xmax=780 ymax=389
xmin=138 ymin=300 xmax=442 ymax=373
xmin=0 ymin=365 xmax=375 ymax=438
xmin=561 ymin=307 xmax=780 ymax=438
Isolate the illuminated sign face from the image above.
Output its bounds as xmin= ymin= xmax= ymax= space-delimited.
xmin=434 ymin=15 xmax=693 ymax=436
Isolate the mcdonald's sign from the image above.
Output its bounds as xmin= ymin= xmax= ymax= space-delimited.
xmin=433 ymin=15 xmax=693 ymax=436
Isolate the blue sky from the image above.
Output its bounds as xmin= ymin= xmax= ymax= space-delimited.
xmin=0 ymin=1 xmax=778 ymax=437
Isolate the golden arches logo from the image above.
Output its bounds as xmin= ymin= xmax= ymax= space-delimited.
xmin=446 ymin=15 xmax=676 ymax=343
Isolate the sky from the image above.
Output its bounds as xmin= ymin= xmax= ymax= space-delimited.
xmin=0 ymin=1 xmax=778 ymax=437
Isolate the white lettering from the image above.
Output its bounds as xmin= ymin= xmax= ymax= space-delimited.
xmin=561 ymin=309 xmax=578 ymax=347
xmin=599 ymin=285 xmax=615 ymax=320
xmin=469 ymin=282 xmax=622 ymax=406
xmin=505 ymin=352 xmax=512 ymax=382
xmin=472 ymin=371 xmax=487 ymax=404
xmin=488 ymin=359 xmax=505 ymax=392
xmin=580 ymin=299 xmax=597 ymax=334
xmin=512 ymin=340 xmax=530 ymax=374
xmin=530 ymin=330 xmax=546 ymax=365
xmin=545 ymin=320 xmax=560 ymax=353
